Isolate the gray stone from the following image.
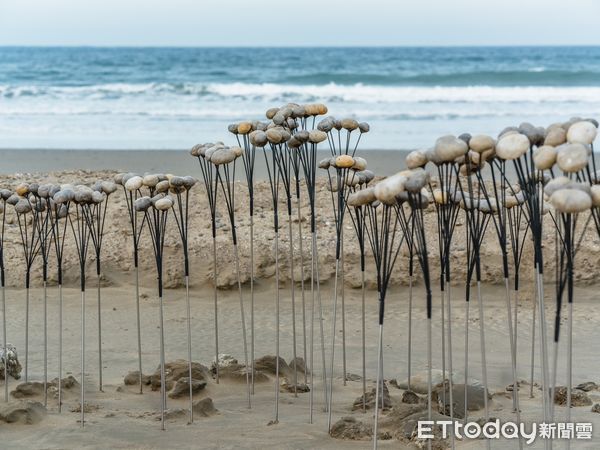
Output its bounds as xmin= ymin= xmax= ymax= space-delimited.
xmin=168 ymin=377 xmax=206 ymax=399
xmin=10 ymin=382 xmax=44 ymax=399
xmin=401 ymin=390 xmax=421 ymax=404
xmin=434 ymin=383 xmax=490 ymax=418
xmin=124 ymin=371 xmax=150 ymax=386
xmin=0 ymin=401 xmax=46 ymax=424
xmin=352 ymin=383 xmax=391 ymax=411
xmin=576 ymin=381 xmax=598 ymax=392
xmin=254 ymin=355 xmax=290 ymax=377
xmin=554 ymin=387 xmax=592 ymax=407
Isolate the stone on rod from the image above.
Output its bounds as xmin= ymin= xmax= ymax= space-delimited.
xmin=533 ymin=145 xmax=558 ymax=171
xmin=549 ymin=188 xmax=592 ymax=214
xmin=335 ymin=155 xmax=354 ymax=168
xmin=496 ymin=133 xmax=530 ymax=160
xmin=134 ymin=196 xmax=152 ymax=212
xmin=405 ymin=150 xmax=428 ymax=169
xmin=544 ymin=127 xmax=567 ymax=146
xmin=125 ymin=176 xmax=143 ymax=191
xmin=374 ymin=173 xmax=406 ymax=204
xmin=309 ymin=130 xmax=327 ymax=144
xmin=434 ymin=135 xmax=469 ymax=162
xmin=556 ymin=143 xmax=589 ymax=173
xmin=567 ymin=120 xmax=597 ymax=145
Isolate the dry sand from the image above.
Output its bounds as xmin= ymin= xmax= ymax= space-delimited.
xmin=0 ymin=158 xmax=599 ymax=449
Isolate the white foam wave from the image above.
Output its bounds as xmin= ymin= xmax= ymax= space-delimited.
xmin=3 ymin=82 xmax=600 ymax=104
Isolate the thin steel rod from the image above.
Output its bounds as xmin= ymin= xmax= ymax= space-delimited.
xmin=427 ymin=316 xmax=432 ymax=450
xmin=212 ymin=237 xmax=219 ymax=384
xmin=407 ymin=275 xmax=413 ymax=392
xmin=58 ymin=284 xmax=63 ymax=412
xmin=135 ymin=265 xmax=143 ymax=394
xmin=446 ymin=281 xmax=455 ymax=450
xmin=296 ymin=195 xmax=308 ymax=385
xmin=288 ymin=217 xmax=298 ymax=397
xmin=44 ymin=280 xmax=48 ymax=406
xmin=80 ymin=290 xmax=85 ymax=427
xmin=97 ymin=273 xmax=103 ymax=392
xmin=361 ymin=269 xmax=367 ymax=412
xmin=2 ymin=284 xmax=7 ymax=402
xmin=158 ymin=295 xmax=166 ymax=431
xmin=185 ymin=275 xmax=193 ymax=423
xmin=373 ymin=324 xmax=383 ymax=450
xmin=529 ymin=265 xmax=537 ymax=398
xmin=477 ymin=281 xmax=490 ymax=450
xmin=250 ymin=216 xmax=255 ymax=393
xmin=309 ymin=231 xmax=316 ymax=423
xmin=234 ymin=244 xmax=251 ymax=409
xmin=315 ymin=233 xmax=328 ymax=410
xmin=274 ymin=231 xmax=280 ymax=423
xmin=537 ymin=270 xmax=551 ymax=422
xmin=464 ymin=299 xmax=469 ymax=425
xmin=25 ymin=287 xmax=29 ymax=382
xmin=341 ymin=234 xmax=347 ymax=386
xmin=326 ymin=258 xmax=340 ymax=432
xmin=566 ymin=302 xmax=573 ymax=450
xmin=504 ymin=277 xmax=523 ymax=449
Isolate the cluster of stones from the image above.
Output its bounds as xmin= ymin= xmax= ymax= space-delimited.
xmin=113 ymin=173 xmax=197 ymax=213
xmin=403 ymin=117 xmax=599 ymax=215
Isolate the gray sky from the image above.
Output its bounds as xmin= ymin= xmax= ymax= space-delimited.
xmin=1 ymin=0 xmax=600 ymax=46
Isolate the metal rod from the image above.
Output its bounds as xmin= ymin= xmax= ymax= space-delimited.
xmin=234 ymin=244 xmax=251 ymax=409
xmin=134 ymin=264 xmax=143 ymax=394
xmin=250 ymin=216 xmax=255 ymax=393
xmin=566 ymin=302 xmax=573 ymax=450
xmin=43 ymin=280 xmax=48 ymax=406
xmin=185 ymin=275 xmax=193 ymax=423
xmin=504 ymin=277 xmax=523 ymax=449
xmin=274 ymin=231 xmax=280 ymax=423
xmin=326 ymin=258 xmax=340 ymax=432
xmin=440 ymin=286 xmax=446 ymax=410
xmin=81 ymin=290 xmax=85 ymax=427
xmin=340 ymin=234 xmax=347 ymax=386
xmin=58 ymin=284 xmax=63 ymax=412
xmin=529 ymin=265 xmax=537 ymax=399
xmin=407 ymin=275 xmax=413 ymax=392
xmin=477 ymin=281 xmax=490 ymax=450
xmin=212 ymin=237 xmax=219 ymax=384
xmin=296 ymin=195 xmax=308 ymax=385
xmin=158 ymin=295 xmax=166 ymax=431
xmin=464 ymin=299 xmax=469 ymax=425
xmin=315 ymin=233 xmax=328 ymax=411
xmin=288 ymin=216 xmax=298 ymax=397
xmin=427 ymin=316 xmax=432 ymax=450
xmin=97 ymin=273 xmax=103 ymax=392
xmin=446 ymin=281 xmax=455 ymax=450
xmin=537 ymin=270 xmax=551 ymax=422
xmin=361 ymin=269 xmax=367 ymax=412
xmin=309 ymin=230 xmax=316 ymax=423
xmin=2 ymin=284 xmax=7 ymax=402
xmin=25 ymin=287 xmax=29 ymax=382
xmin=373 ymin=324 xmax=383 ymax=450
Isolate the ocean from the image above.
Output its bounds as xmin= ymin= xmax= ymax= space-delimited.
xmin=1 ymin=46 xmax=599 ymax=150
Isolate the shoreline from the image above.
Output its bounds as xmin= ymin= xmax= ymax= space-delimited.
xmin=0 ymin=149 xmax=411 ymax=179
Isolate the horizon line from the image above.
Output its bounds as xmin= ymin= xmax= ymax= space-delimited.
xmin=2 ymin=44 xmax=600 ymax=49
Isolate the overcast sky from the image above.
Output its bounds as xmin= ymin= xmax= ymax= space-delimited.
xmin=1 ymin=0 xmax=600 ymax=47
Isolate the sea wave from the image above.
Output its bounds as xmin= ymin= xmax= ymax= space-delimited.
xmin=3 ymin=82 xmax=600 ymax=104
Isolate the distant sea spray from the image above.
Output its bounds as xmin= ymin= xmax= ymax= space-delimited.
xmin=1 ymin=46 xmax=599 ymax=149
